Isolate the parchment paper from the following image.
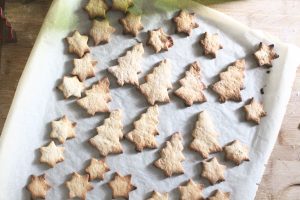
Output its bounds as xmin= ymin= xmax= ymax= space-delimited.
xmin=0 ymin=0 xmax=300 ymax=199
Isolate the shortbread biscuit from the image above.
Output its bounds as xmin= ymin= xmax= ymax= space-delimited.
xmin=147 ymin=28 xmax=174 ymax=53
xmin=201 ymin=157 xmax=226 ymax=185
xmin=223 ymin=140 xmax=250 ymax=165
xmin=208 ymin=190 xmax=230 ymax=200
xmin=27 ymin=174 xmax=51 ymax=200
xmin=108 ymin=172 xmax=137 ymax=199
xmin=50 ymin=115 xmax=76 ymax=144
xmin=85 ymin=158 xmax=110 ymax=181
xmin=112 ymin=0 xmax=133 ymax=13
xmin=84 ymin=0 xmax=108 ymax=18
xmin=173 ymin=10 xmax=199 ymax=35
xmin=178 ymin=179 xmax=204 ymax=200
xmin=72 ymin=53 xmax=97 ymax=81
xmin=40 ymin=141 xmax=64 ymax=167
xmin=199 ymin=32 xmax=222 ymax=58
xmin=89 ymin=19 xmax=115 ymax=45
xmin=244 ymin=98 xmax=267 ymax=124
xmin=66 ymin=172 xmax=93 ymax=200
xmin=119 ymin=13 xmax=143 ymax=36
xmin=66 ymin=31 xmax=90 ymax=58
xmin=147 ymin=191 xmax=168 ymax=200
xmin=58 ymin=76 xmax=85 ymax=99
xmin=254 ymin=42 xmax=279 ymax=68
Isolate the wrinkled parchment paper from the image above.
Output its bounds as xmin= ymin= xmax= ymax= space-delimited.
xmin=1 ymin=0 xmax=300 ymax=199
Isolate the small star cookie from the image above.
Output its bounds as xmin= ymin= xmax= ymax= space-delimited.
xmin=208 ymin=190 xmax=230 ymax=200
xmin=84 ymin=0 xmax=108 ymax=19
xmin=147 ymin=28 xmax=174 ymax=53
xmin=174 ymin=61 xmax=206 ymax=106
xmin=40 ymin=141 xmax=64 ymax=167
xmin=77 ymin=77 xmax=112 ymax=115
xmin=50 ymin=115 xmax=76 ymax=144
xmin=66 ymin=172 xmax=93 ymax=200
xmin=178 ymin=179 xmax=204 ymax=200
xmin=90 ymin=110 xmax=123 ymax=156
xmin=89 ymin=19 xmax=116 ymax=45
xmin=112 ymin=0 xmax=133 ymax=13
xmin=126 ymin=105 xmax=159 ymax=151
xmin=27 ymin=174 xmax=51 ymax=199
xmin=72 ymin=53 xmax=97 ymax=81
xmin=199 ymin=32 xmax=222 ymax=58
xmin=173 ymin=10 xmax=199 ymax=35
xmin=154 ymin=133 xmax=185 ymax=176
xmin=190 ymin=111 xmax=222 ymax=159
xmin=139 ymin=59 xmax=172 ymax=105
xmin=58 ymin=76 xmax=85 ymax=99
xmin=254 ymin=42 xmax=279 ymax=68
xmin=244 ymin=98 xmax=267 ymax=124
xmin=108 ymin=43 xmax=144 ymax=86
xmin=201 ymin=157 xmax=226 ymax=185
xmin=85 ymin=158 xmax=110 ymax=181
xmin=108 ymin=172 xmax=137 ymax=199
xmin=147 ymin=191 xmax=169 ymax=200
xmin=119 ymin=13 xmax=143 ymax=36
xmin=223 ymin=140 xmax=250 ymax=165
xmin=66 ymin=31 xmax=90 ymax=58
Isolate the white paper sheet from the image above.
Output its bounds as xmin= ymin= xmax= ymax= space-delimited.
xmin=0 ymin=0 xmax=300 ymax=199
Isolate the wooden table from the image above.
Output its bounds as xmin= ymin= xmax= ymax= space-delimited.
xmin=0 ymin=0 xmax=299 ymax=199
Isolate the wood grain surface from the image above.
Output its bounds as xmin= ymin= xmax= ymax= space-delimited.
xmin=0 ymin=0 xmax=299 ymax=199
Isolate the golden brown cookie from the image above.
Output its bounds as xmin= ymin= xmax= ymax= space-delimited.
xmin=147 ymin=28 xmax=174 ymax=53
xmin=40 ymin=141 xmax=64 ymax=167
xmin=199 ymin=32 xmax=222 ymax=58
xmin=58 ymin=76 xmax=85 ymax=99
xmin=66 ymin=172 xmax=93 ymax=200
xmin=201 ymin=157 xmax=226 ymax=185
xmin=154 ymin=133 xmax=185 ymax=177
xmin=178 ymin=179 xmax=204 ymax=200
xmin=147 ymin=191 xmax=169 ymax=200
xmin=84 ymin=0 xmax=109 ymax=19
xmin=89 ymin=19 xmax=116 ymax=45
xmin=66 ymin=31 xmax=90 ymax=58
xmin=211 ymin=59 xmax=245 ymax=103
xmin=27 ymin=174 xmax=51 ymax=200
xmin=119 ymin=13 xmax=143 ymax=36
xmin=72 ymin=53 xmax=97 ymax=81
xmin=244 ymin=98 xmax=267 ymax=124
xmin=254 ymin=42 xmax=279 ymax=68
xmin=173 ymin=10 xmax=199 ymax=35
xmin=112 ymin=0 xmax=133 ymax=13
xmin=208 ymin=190 xmax=230 ymax=200
xmin=85 ymin=158 xmax=110 ymax=181
xmin=223 ymin=140 xmax=250 ymax=165
xmin=50 ymin=115 xmax=76 ymax=144
xmin=126 ymin=105 xmax=159 ymax=151
xmin=190 ymin=111 xmax=222 ymax=159
xmin=77 ymin=77 xmax=111 ymax=115
xmin=174 ymin=61 xmax=206 ymax=106
xmin=108 ymin=172 xmax=136 ymax=199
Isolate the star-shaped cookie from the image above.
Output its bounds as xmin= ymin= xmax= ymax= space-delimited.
xmin=58 ymin=76 xmax=85 ymax=99
xmin=173 ymin=10 xmax=199 ymax=35
xmin=147 ymin=191 xmax=169 ymax=200
xmin=254 ymin=42 xmax=279 ymax=67
xmin=77 ymin=77 xmax=111 ymax=115
xmin=89 ymin=19 xmax=116 ymax=45
xmin=50 ymin=115 xmax=76 ymax=144
xmin=199 ymin=32 xmax=222 ymax=58
xmin=178 ymin=179 xmax=204 ymax=200
xmin=108 ymin=172 xmax=136 ymax=199
xmin=223 ymin=140 xmax=250 ymax=165
xmin=147 ymin=28 xmax=174 ymax=53
xmin=66 ymin=31 xmax=90 ymax=58
xmin=85 ymin=158 xmax=110 ymax=181
xmin=208 ymin=190 xmax=230 ymax=200
xmin=112 ymin=0 xmax=133 ymax=13
xmin=90 ymin=110 xmax=124 ymax=156
xmin=120 ymin=13 xmax=143 ymax=36
xmin=201 ymin=157 xmax=226 ymax=185
xmin=84 ymin=0 xmax=108 ymax=19
xmin=244 ymin=98 xmax=267 ymax=124
xmin=66 ymin=172 xmax=93 ymax=200
xmin=72 ymin=53 xmax=97 ymax=81
xmin=27 ymin=174 xmax=51 ymax=200
xmin=40 ymin=141 xmax=64 ymax=167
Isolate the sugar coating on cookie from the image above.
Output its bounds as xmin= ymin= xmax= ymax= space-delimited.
xmin=108 ymin=43 xmax=144 ymax=86
xmin=223 ymin=140 xmax=250 ymax=165
xmin=244 ymin=98 xmax=267 ymax=124
xmin=77 ymin=77 xmax=111 ymax=115
xmin=254 ymin=42 xmax=279 ymax=68
xmin=89 ymin=110 xmax=123 ymax=156
xmin=199 ymin=32 xmax=222 ymax=58
xmin=175 ymin=61 xmax=206 ymax=106
xmin=211 ymin=59 xmax=245 ymax=103
xmin=40 ymin=141 xmax=64 ymax=167
xmin=190 ymin=111 xmax=222 ymax=158
xmin=178 ymin=179 xmax=204 ymax=200
xmin=66 ymin=31 xmax=90 ymax=58
xmin=201 ymin=157 xmax=226 ymax=185
xmin=154 ymin=133 xmax=185 ymax=176
xmin=72 ymin=53 xmax=97 ymax=81
xmin=84 ymin=0 xmax=108 ymax=18
xmin=112 ymin=0 xmax=133 ymax=13
xmin=66 ymin=172 xmax=93 ymax=200
xmin=58 ymin=76 xmax=85 ymax=99
xmin=50 ymin=115 xmax=76 ymax=144
xmin=140 ymin=59 xmax=172 ymax=105
xmin=126 ymin=105 xmax=159 ymax=151
xmin=119 ymin=13 xmax=143 ymax=36
xmin=85 ymin=158 xmax=110 ymax=181
xmin=147 ymin=28 xmax=174 ymax=53
xmin=147 ymin=191 xmax=169 ymax=200
xmin=173 ymin=10 xmax=199 ymax=35
xmin=108 ymin=172 xmax=136 ymax=199
xmin=90 ymin=19 xmax=116 ymax=45
xmin=208 ymin=190 xmax=231 ymax=200
xmin=27 ymin=174 xmax=51 ymax=200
